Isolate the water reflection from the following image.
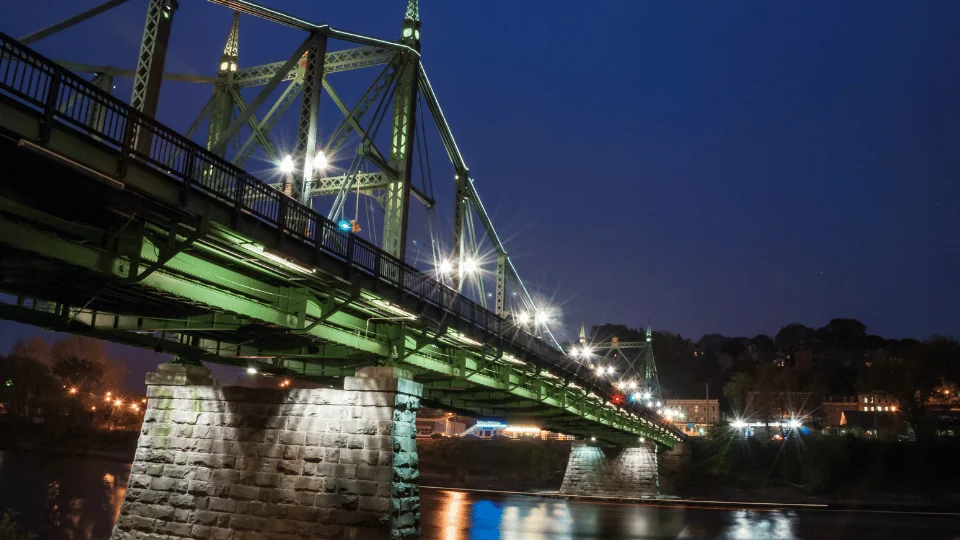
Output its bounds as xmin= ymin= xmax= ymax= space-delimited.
xmin=2 ymin=454 xmax=959 ymax=540
xmin=422 ymin=489 xmax=960 ymax=540
xmin=0 ymin=452 xmax=130 ymax=540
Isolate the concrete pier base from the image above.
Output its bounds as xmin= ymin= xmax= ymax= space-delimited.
xmin=112 ymin=364 xmax=422 ymax=540
xmin=559 ymin=441 xmax=659 ymax=497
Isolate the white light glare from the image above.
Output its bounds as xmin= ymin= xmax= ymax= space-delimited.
xmin=279 ymin=155 xmax=294 ymax=174
xmin=517 ymin=312 xmax=531 ymax=325
xmin=246 ymin=367 xmax=257 ymax=375
xmin=732 ymin=419 xmax=747 ymax=430
xmin=643 ymin=392 xmax=651 ymax=400
xmin=461 ymin=258 xmax=478 ymax=274
xmin=438 ymin=259 xmax=453 ymax=275
xmin=606 ymin=366 xmax=615 ymax=375
xmin=534 ymin=309 xmax=551 ymax=325
xmin=788 ymin=418 xmax=802 ymax=430
xmin=313 ymin=150 xmax=328 ymax=170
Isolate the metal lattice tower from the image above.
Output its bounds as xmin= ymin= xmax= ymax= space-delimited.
xmin=130 ymin=0 xmax=178 ymax=117
xmin=587 ymin=324 xmax=664 ymax=407
xmin=206 ymin=12 xmax=240 ymax=156
xmin=382 ymin=0 xmax=422 ymax=259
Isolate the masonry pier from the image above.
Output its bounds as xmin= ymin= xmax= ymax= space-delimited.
xmin=112 ymin=363 xmax=422 ymax=540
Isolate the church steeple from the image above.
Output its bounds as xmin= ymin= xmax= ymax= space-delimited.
xmin=579 ymin=323 xmax=586 ymax=344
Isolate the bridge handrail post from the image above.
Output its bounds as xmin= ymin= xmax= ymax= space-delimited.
xmin=276 ymin=193 xmax=288 ymax=239
xmin=181 ymin=147 xmax=196 ymax=206
xmin=233 ymin=174 xmax=247 ymax=228
xmin=117 ymin=109 xmax=138 ymax=179
xmin=39 ymin=69 xmax=61 ymax=144
xmin=345 ymin=233 xmax=355 ymax=280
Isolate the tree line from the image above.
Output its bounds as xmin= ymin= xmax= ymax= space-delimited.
xmin=582 ymin=318 xmax=959 ymax=440
xmin=0 ymin=336 xmax=138 ymax=433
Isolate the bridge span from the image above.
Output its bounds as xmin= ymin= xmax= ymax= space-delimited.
xmin=0 ymin=1 xmax=684 ymax=537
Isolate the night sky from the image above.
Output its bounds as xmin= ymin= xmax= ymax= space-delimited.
xmin=1 ymin=1 xmax=959 ymax=387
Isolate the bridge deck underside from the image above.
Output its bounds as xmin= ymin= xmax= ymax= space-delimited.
xmin=0 ymin=51 xmax=681 ymax=447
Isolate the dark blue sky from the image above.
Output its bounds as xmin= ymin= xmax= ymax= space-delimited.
xmin=2 ymin=0 xmax=959 ymax=374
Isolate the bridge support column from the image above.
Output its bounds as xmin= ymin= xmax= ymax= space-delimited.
xmin=558 ymin=441 xmax=658 ymax=498
xmin=112 ymin=364 xmax=422 ymax=540
xmin=657 ymin=441 xmax=692 ymax=495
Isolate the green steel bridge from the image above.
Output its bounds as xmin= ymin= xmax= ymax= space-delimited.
xmin=0 ymin=0 xmax=683 ymax=447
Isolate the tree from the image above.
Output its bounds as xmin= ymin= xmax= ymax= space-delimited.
xmin=817 ymin=318 xmax=867 ymax=351
xmin=724 ymin=372 xmax=754 ymax=414
xmin=748 ymin=334 xmax=776 ymax=363
xmin=0 ymin=355 xmax=58 ymax=420
xmin=51 ymin=336 xmax=126 ymax=393
xmin=775 ymin=323 xmax=817 ymax=351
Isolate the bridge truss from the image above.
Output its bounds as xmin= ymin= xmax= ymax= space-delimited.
xmin=0 ymin=0 xmax=684 ymax=446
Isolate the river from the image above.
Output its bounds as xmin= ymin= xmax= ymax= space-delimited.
xmin=1 ymin=452 xmax=957 ymax=539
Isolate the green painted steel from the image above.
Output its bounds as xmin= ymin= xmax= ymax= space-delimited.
xmin=0 ymin=31 xmax=682 ymax=447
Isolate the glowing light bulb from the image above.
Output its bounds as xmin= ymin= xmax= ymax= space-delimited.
xmin=279 ymin=155 xmax=294 ymax=174
xmin=313 ymin=151 xmax=328 ymax=170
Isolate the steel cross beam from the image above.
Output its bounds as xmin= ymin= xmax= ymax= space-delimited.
xmin=232 ymin=47 xmax=394 ymax=88
xmin=19 ymin=0 xmax=134 ymax=45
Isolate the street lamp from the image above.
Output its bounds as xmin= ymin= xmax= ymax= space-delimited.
xmin=279 ymin=155 xmax=294 ymax=174
xmin=313 ymin=150 xmax=328 ymax=171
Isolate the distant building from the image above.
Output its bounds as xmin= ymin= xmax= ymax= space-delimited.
xmin=821 ymin=396 xmax=860 ymax=428
xmin=840 ymin=410 xmax=900 ymax=437
xmin=858 ymin=391 xmax=898 ymax=413
xmin=415 ymin=416 xmax=466 ymax=438
xmin=666 ymin=398 xmax=719 ymax=436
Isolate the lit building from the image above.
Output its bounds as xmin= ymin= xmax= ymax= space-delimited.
xmin=459 ymin=421 xmax=574 ymax=440
xmin=415 ymin=416 xmax=466 ymax=438
xmin=821 ymin=396 xmax=860 ymax=428
xmin=857 ymin=391 xmax=898 ymax=413
xmin=665 ymin=398 xmax=719 ymax=436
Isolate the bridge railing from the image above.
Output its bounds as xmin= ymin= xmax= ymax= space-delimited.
xmin=0 ymin=33 xmax=679 ymax=436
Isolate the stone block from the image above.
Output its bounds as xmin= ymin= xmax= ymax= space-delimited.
xmin=114 ymin=382 xmax=423 ymax=540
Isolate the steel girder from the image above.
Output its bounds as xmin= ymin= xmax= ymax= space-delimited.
xmin=130 ymin=0 xmax=177 ymax=118
xmin=293 ymin=34 xmax=327 ymax=204
xmin=381 ymin=54 xmax=420 ymax=260
xmin=231 ymin=47 xmax=395 ymax=88
xmin=0 ymin=204 xmax=676 ymax=446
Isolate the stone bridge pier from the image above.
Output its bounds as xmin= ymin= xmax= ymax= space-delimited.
xmin=558 ymin=441 xmax=661 ymax=498
xmin=112 ymin=363 xmax=422 ymax=540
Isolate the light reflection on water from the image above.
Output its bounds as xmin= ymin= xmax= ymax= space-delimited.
xmin=2 ymin=454 xmax=959 ymax=540
xmin=0 ymin=452 xmax=130 ymax=540
xmin=422 ymin=489 xmax=960 ymax=540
